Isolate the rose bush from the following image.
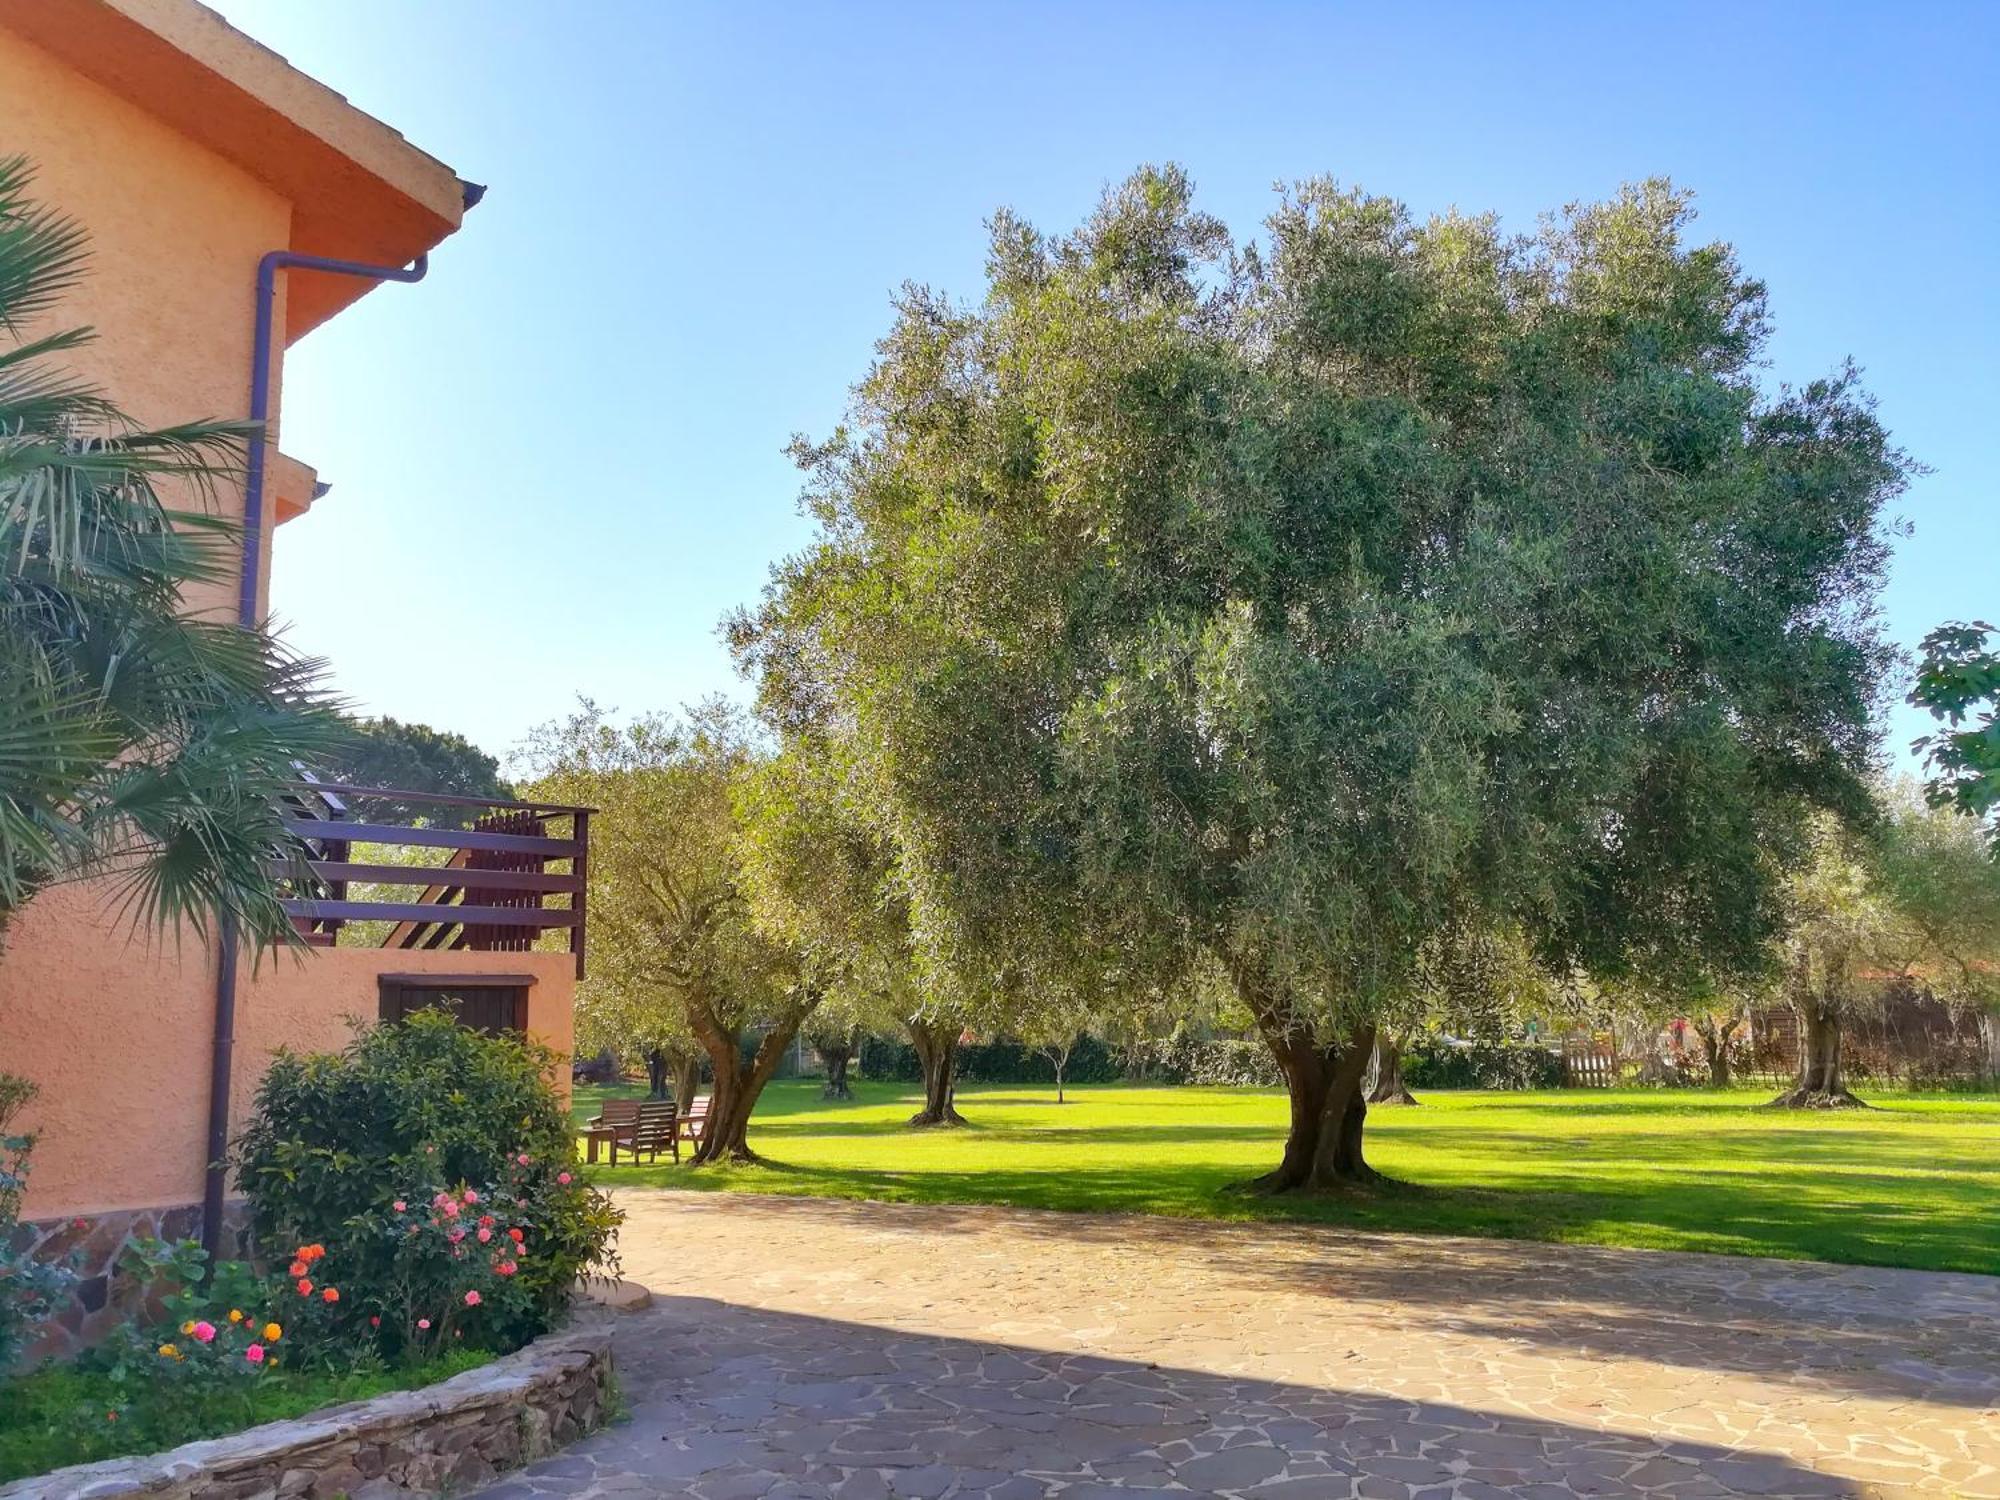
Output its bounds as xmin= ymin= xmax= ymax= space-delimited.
xmin=231 ymin=1011 xmax=620 ymax=1357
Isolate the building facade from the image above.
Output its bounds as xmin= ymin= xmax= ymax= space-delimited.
xmin=0 ymin=0 xmax=580 ymax=1349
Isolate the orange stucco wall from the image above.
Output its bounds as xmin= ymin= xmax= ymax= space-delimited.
xmin=0 ymin=10 xmax=515 ymax=1224
xmin=2 ymin=929 xmax=573 ymax=1218
xmin=0 ymin=20 xmax=289 ymax=614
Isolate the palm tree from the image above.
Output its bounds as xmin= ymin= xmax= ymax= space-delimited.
xmin=0 ymin=155 xmax=346 ymax=955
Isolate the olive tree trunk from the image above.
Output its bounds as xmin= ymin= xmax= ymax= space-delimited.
xmin=819 ymin=1041 xmax=854 ymax=1099
xmin=1769 ymin=1001 xmax=1866 ymax=1109
xmin=670 ymin=1051 xmax=703 ymax=1112
xmin=1239 ymin=968 xmax=1380 ymax=1191
xmin=1693 ymin=1014 xmax=1744 ymax=1088
xmin=907 ymin=1019 xmax=966 ymax=1127
xmin=1365 ymin=1035 xmax=1418 ymax=1106
xmin=687 ymin=1002 xmax=816 ymax=1163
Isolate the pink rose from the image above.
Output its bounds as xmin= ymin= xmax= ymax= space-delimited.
xmin=447 ymin=1228 xmax=466 ymax=1244
xmin=557 ymin=1172 xmax=572 ymax=1185
xmin=245 ymin=1344 xmax=265 ymax=1364
xmin=497 ymin=1261 xmax=518 ymax=1277
xmin=392 ymin=1200 xmax=406 ymax=1212
xmin=463 ymin=1290 xmax=482 ymax=1307
xmin=462 ymin=1189 xmax=480 ymax=1205
xmin=477 ymin=1227 xmax=492 ymax=1243
xmin=516 ymin=1153 xmax=531 ymax=1166
xmin=191 ymin=1321 xmax=216 ymax=1344
xmin=417 ymin=1318 xmax=431 ymax=1330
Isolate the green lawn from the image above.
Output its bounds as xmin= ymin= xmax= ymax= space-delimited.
xmin=573 ymin=1080 xmax=2000 ymax=1274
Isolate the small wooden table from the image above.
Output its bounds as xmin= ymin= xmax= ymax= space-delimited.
xmin=581 ymin=1126 xmax=617 ymax=1164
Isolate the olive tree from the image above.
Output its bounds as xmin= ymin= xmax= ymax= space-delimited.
xmin=733 ymin=736 xmax=983 ymax=1125
xmin=736 ymin=167 xmax=1902 ymax=1190
xmin=1871 ymin=792 xmax=2000 ymax=1083
xmin=521 ymin=702 xmax=815 ymax=1163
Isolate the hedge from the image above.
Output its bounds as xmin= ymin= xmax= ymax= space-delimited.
xmin=857 ymin=1034 xmax=1126 ymax=1086
xmin=854 ymin=1032 xmax=1562 ymax=1091
xmin=1401 ymin=1039 xmax=1564 ymax=1090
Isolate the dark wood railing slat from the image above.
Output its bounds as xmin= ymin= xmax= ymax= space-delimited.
xmin=283 ymin=781 xmax=591 ymax=816
xmin=280 ymin=899 xmax=581 ymax=928
xmin=275 ymin=861 xmax=583 ymax=894
xmin=282 ymin=819 xmax=578 ymax=857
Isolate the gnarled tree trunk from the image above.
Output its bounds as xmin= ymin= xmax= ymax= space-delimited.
xmin=819 ymin=1040 xmax=854 ymax=1099
xmin=687 ymin=1001 xmax=817 ymax=1164
xmin=1239 ymin=967 xmax=1380 ymax=1191
xmin=1769 ymin=1002 xmax=1865 ymax=1109
xmin=1693 ymin=1013 xmax=1744 ymax=1088
xmin=670 ymin=1050 xmax=702 ymax=1112
xmin=907 ymin=1019 xmax=966 ymax=1127
xmin=1366 ymin=1035 xmax=1418 ymax=1105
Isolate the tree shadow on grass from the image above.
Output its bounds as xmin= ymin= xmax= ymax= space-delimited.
xmin=506 ymin=1291 xmax=1886 ymax=1499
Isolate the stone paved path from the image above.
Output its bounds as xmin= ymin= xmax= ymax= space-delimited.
xmin=480 ymin=1194 xmax=2000 ymax=1499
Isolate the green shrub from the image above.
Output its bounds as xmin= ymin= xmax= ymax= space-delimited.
xmin=231 ymin=1012 xmax=620 ymax=1358
xmin=1402 ymin=1039 xmax=1564 ymax=1090
xmin=1143 ymin=1036 xmax=1285 ymax=1087
xmin=858 ymin=1035 xmax=1128 ymax=1086
xmin=1 ymin=1074 xmax=75 ymax=1370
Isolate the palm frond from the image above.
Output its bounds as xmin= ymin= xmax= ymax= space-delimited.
xmin=0 ymin=158 xmax=345 ymax=959
xmin=0 ymin=155 xmax=90 ymax=332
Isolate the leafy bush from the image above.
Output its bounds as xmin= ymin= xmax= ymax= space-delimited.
xmin=231 ymin=1013 xmax=620 ymax=1356
xmin=1 ymin=1074 xmax=75 ymax=1370
xmin=1143 ymin=1035 xmax=1285 ymax=1087
xmin=1402 ymin=1039 xmax=1564 ymax=1090
xmin=101 ymin=1237 xmax=297 ymax=1388
xmin=852 ymin=1030 xmax=1565 ymax=1092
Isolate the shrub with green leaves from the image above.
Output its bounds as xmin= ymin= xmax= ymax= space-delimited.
xmin=231 ymin=1013 xmax=620 ymax=1352
xmin=1 ymin=1074 xmax=75 ymax=1370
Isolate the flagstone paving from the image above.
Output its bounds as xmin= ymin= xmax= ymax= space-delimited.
xmin=479 ymin=1193 xmax=2000 ymax=1499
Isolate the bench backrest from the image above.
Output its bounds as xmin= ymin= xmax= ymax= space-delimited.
xmin=632 ymin=1100 xmax=677 ymax=1144
xmin=598 ymin=1098 xmax=642 ymax=1125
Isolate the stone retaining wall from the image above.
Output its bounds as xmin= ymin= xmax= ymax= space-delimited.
xmin=2 ymin=1317 xmax=613 ymax=1500
xmin=9 ymin=1203 xmax=253 ymax=1363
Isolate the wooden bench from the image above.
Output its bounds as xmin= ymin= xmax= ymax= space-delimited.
xmin=677 ymin=1095 xmax=711 ymax=1147
xmin=582 ymin=1098 xmax=639 ymax=1164
xmin=582 ymin=1097 xmax=680 ymax=1165
xmin=626 ymin=1099 xmax=679 ymax=1165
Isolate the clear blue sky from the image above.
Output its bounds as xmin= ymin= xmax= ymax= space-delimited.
xmin=225 ymin=0 xmax=1997 ymax=774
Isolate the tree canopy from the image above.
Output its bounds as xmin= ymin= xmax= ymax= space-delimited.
xmin=319 ymin=715 xmax=511 ymax=826
xmin=519 ymin=701 xmax=816 ymax=1162
xmin=734 ymin=166 xmax=1906 ymax=1188
xmin=1911 ymin=620 xmax=2000 ymax=849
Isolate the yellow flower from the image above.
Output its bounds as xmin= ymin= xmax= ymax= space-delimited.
xmin=263 ymin=1322 xmax=282 ymax=1342
xmin=180 ymin=1320 xmax=195 ymax=1336
xmin=228 ymin=1309 xmax=244 ymax=1323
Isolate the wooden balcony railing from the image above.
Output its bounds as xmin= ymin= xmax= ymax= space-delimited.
xmin=274 ymin=778 xmax=592 ymax=978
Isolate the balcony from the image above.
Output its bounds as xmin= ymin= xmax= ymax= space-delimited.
xmin=274 ymin=778 xmax=591 ymax=978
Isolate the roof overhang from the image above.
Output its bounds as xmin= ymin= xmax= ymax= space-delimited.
xmin=0 ymin=0 xmax=472 ymax=343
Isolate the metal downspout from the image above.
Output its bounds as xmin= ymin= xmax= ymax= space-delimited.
xmin=202 ymin=249 xmax=429 ymax=1259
